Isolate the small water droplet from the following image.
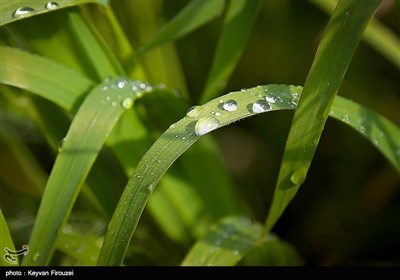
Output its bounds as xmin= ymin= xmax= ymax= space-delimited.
xmin=45 ymin=2 xmax=59 ymax=10
xmin=116 ymin=79 xmax=126 ymax=89
xmin=241 ymin=88 xmax=246 ymax=92
xmin=106 ymin=96 xmax=111 ymax=101
xmin=266 ymin=95 xmax=276 ymax=104
xmin=121 ymin=98 xmax=133 ymax=109
xmin=144 ymin=85 xmax=153 ymax=92
xmin=342 ymin=114 xmax=350 ymax=123
xmin=169 ymin=123 xmax=176 ymax=129
xmin=252 ymin=100 xmax=271 ymax=113
xmin=103 ymin=76 xmax=112 ymax=83
xmin=290 ymin=169 xmax=306 ymax=186
xmin=214 ymin=112 xmax=221 ymax=117
xmin=373 ymin=139 xmax=379 ymax=145
xmin=223 ymin=99 xmax=238 ymax=112
xmin=117 ymin=95 xmax=122 ymax=100
xmin=195 ymin=117 xmax=220 ymax=136
xmin=181 ymin=136 xmax=186 ymax=140
xmin=148 ymin=183 xmax=155 ymax=191
xmin=358 ymin=124 xmax=366 ymax=133
xmin=232 ymin=249 xmax=239 ymax=256
xmin=175 ymin=135 xmax=179 ymax=138
xmin=186 ymin=106 xmax=202 ymax=118
xmin=32 ymin=252 xmax=40 ymax=262
xmin=139 ymin=83 xmax=146 ymax=90
xmin=13 ymin=7 xmax=35 ymax=18
xmin=111 ymin=101 xmax=117 ymax=106
xmin=131 ymin=85 xmax=138 ymax=91
xmin=156 ymin=160 xmax=161 ymax=163
xmin=58 ymin=137 xmax=66 ymax=152
xmin=250 ymin=91 xmax=255 ymax=95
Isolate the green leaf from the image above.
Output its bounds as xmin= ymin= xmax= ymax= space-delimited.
xmin=239 ymin=234 xmax=303 ymax=266
xmin=311 ymin=0 xmax=400 ymax=70
xmin=181 ymin=216 xmax=262 ymax=266
xmin=200 ymin=0 xmax=262 ymax=103
xmin=98 ymin=83 xmax=399 ymax=265
xmin=0 ymin=0 xmax=108 ymax=26
xmin=0 ymin=46 xmax=94 ymax=112
xmin=139 ymin=0 xmax=226 ymax=54
xmin=264 ymin=0 xmax=382 ymax=233
xmin=0 ymin=210 xmax=19 ymax=266
xmin=21 ymin=77 xmax=155 ymax=266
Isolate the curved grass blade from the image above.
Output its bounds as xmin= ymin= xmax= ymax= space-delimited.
xmin=98 ymin=83 xmax=399 ymax=265
xmin=181 ymin=216 xmax=262 ymax=266
xmin=238 ymin=234 xmax=303 ymax=266
xmin=200 ymin=0 xmax=262 ymax=103
xmin=264 ymin=0 xmax=382 ymax=233
xmin=1 ymin=0 xmax=108 ymax=26
xmin=311 ymin=0 xmax=400 ymax=70
xmin=138 ymin=0 xmax=226 ymax=54
xmin=0 ymin=210 xmax=19 ymax=266
xmin=0 ymin=46 xmax=94 ymax=112
xmin=21 ymin=77 xmax=155 ymax=266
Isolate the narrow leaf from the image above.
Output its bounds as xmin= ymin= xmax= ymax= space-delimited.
xmin=21 ymin=77 xmax=155 ymax=266
xmin=0 ymin=46 xmax=94 ymax=112
xmin=200 ymin=0 xmax=261 ymax=103
xmin=139 ymin=0 xmax=226 ymax=53
xmin=98 ymin=83 xmax=399 ymax=265
xmin=0 ymin=0 xmax=108 ymax=26
xmin=181 ymin=216 xmax=262 ymax=266
xmin=0 ymin=210 xmax=19 ymax=266
xmin=264 ymin=0 xmax=382 ymax=233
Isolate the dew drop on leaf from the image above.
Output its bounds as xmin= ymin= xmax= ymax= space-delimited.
xmin=13 ymin=7 xmax=35 ymax=18
xmin=186 ymin=106 xmax=202 ymax=118
xmin=252 ymin=100 xmax=271 ymax=114
xmin=290 ymin=169 xmax=306 ymax=186
xmin=223 ymin=99 xmax=238 ymax=112
xmin=266 ymin=95 xmax=276 ymax=104
xmin=45 ymin=2 xmax=59 ymax=10
xmin=195 ymin=117 xmax=220 ymax=136
xmin=121 ymin=98 xmax=133 ymax=109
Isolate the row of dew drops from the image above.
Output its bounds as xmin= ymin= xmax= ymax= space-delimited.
xmin=184 ymin=88 xmax=300 ymax=137
xmin=13 ymin=2 xmax=59 ymax=18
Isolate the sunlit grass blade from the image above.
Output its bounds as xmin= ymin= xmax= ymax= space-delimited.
xmin=181 ymin=216 xmax=261 ymax=266
xmin=21 ymin=77 xmax=156 ymax=266
xmin=238 ymin=234 xmax=303 ymax=266
xmin=0 ymin=210 xmax=19 ymax=266
xmin=0 ymin=46 xmax=94 ymax=112
xmin=139 ymin=0 xmax=226 ymax=54
xmin=264 ymin=0 xmax=382 ymax=233
xmin=98 ymin=80 xmax=398 ymax=265
xmin=199 ymin=0 xmax=261 ymax=103
xmin=0 ymin=0 xmax=108 ymax=26
xmin=311 ymin=0 xmax=400 ymax=70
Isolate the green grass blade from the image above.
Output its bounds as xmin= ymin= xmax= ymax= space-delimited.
xmin=238 ymin=234 xmax=303 ymax=266
xmin=139 ymin=0 xmax=226 ymax=54
xmin=311 ymin=0 xmax=400 ymax=70
xmin=264 ymin=0 xmax=382 ymax=233
xmin=0 ymin=0 xmax=108 ymax=26
xmin=98 ymin=81 xmax=399 ymax=265
xmin=200 ymin=0 xmax=262 ymax=103
xmin=0 ymin=210 xmax=19 ymax=266
xmin=181 ymin=216 xmax=262 ymax=266
xmin=21 ymin=77 xmax=155 ymax=266
xmin=0 ymin=46 xmax=94 ymax=112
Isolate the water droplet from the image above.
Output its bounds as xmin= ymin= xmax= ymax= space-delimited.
xmin=148 ymin=183 xmax=154 ymax=191
xmin=58 ymin=137 xmax=66 ymax=152
xmin=116 ymin=79 xmax=126 ymax=89
xmin=222 ymin=99 xmax=238 ymax=112
xmin=131 ymin=85 xmax=138 ymax=91
xmin=103 ymin=76 xmax=112 ymax=83
xmin=290 ymin=169 xmax=306 ymax=186
xmin=175 ymin=135 xmax=179 ymax=138
xmin=214 ymin=112 xmax=221 ymax=117
xmin=121 ymin=98 xmax=133 ymax=109
xmin=169 ymin=123 xmax=176 ymax=129
xmin=250 ymin=91 xmax=255 ymax=95
xmin=32 ymin=252 xmax=40 ymax=262
xmin=358 ymin=124 xmax=366 ymax=133
xmin=342 ymin=114 xmax=350 ymax=123
xmin=232 ymin=249 xmax=239 ymax=256
xmin=252 ymin=100 xmax=271 ymax=113
xmin=45 ymin=2 xmax=59 ymax=10
xmin=373 ymin=139 xmax=379 ymax=145
xmin=186 ymin=106 xmax=202 ymax=118
xmin=144 ymin=85 xmax=153 ymax=92
xmin=106 ymin=96 xmax=111 ymax=101
xmin=156 ymin=160 xmax=161 ymax=163
xmin=195 ymin=117 xmax=220 ymax=136
xmin=13 ymin=7 xmax=35 ymax=18
xmin=266 ymin=95 xmax=276 ymax=104
xmin=241 ymin=88 xmax=246 ymax=92
xmin=181 ymin=136 xmax=186 ymax=140
xmin=139 ymin=83 xmax=146 ymax=90
xmin=111 ymin=101 xmax=117 ymax=106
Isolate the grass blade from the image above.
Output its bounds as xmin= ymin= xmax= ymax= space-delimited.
xmin=181 ymin=216 xmax=262 ymax=266
xmin=139 ymin=0 xmax=226 ymax=54
xmin=0 ymin=0 xmax=108 ymax=26
xmin=0 ymin=46 xmax=94 ymax=112
xmin=200 ymin=0 xmax=262 ymax=103
xmin=0 ymin=210 xmax=19 ymax=266
xmin=98 ymin=82 xmax=398 ymax=265
xmin=21 ymin=77 xmax=155 ymax=266
xmin=311 ymin=0 xmax=400 ymax=70
xmin=264 ymin=0 xmax=382 ymax=233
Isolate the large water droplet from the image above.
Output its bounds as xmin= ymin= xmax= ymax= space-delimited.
xmin=266 ymin=95 xmax=276 ymax=104
xmin=13 ymin=7 xmax=35 ymax=18
xmin=195 ymin=117 xmax=220 ymax=136
xmin=121 ymin=98 xmax=133 ymax=109
xmin=252 ymin=100 xmax=271 ymax=114
xmin=290 ymin=169 xmax=306 ymax=186
xmin=45 ymin=2 xmax=59 ymax=10
xmin=223 ymin=99 xmax=238 ymax=112
xmin=186 ymin=106 xmax=202 ymax=118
